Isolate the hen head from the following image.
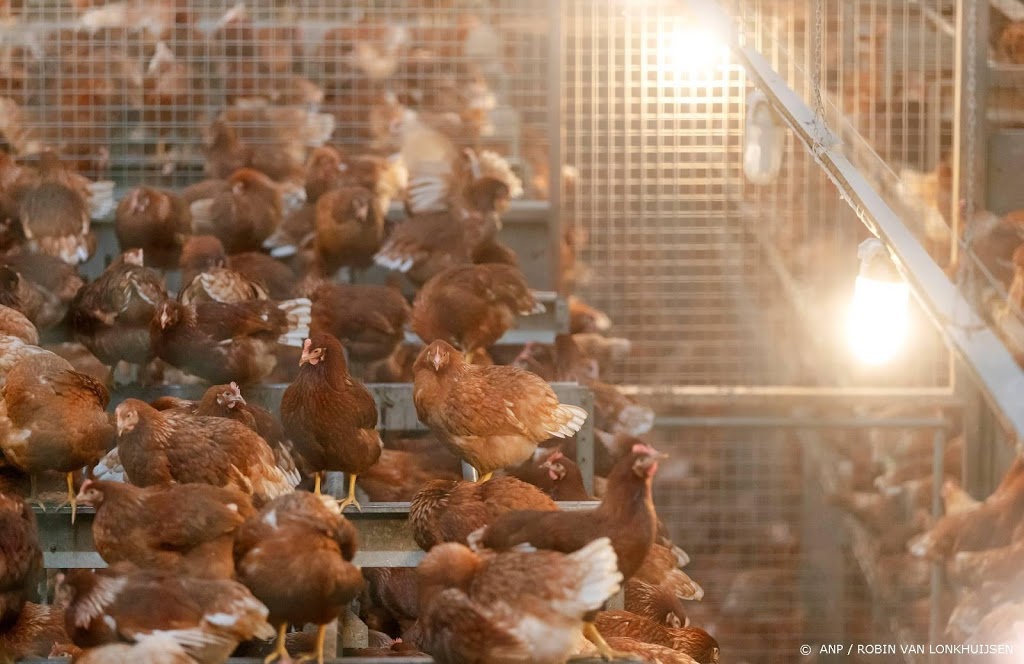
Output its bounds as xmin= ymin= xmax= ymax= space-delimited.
xmin=218 ymin=382 xmax=246 ymax=409
xmin=414 ymin=340 xmax=460 ymax=374
xmin=75 ymin=479 xmax=106 ymax=508
xmin=630 ymin=443 xmax=667 ymax=479
xmin=156 ymin=300 xmax=180 ymax=330
xmin=299 ymin=333 xmax=346 ymax=370
xmin=120 ymin=248 xmax=144 ymax=267
xmin=540 ymin=450 xmax=568 ymax=481
xmin=115 ymin=400 xmax=143 ymax=435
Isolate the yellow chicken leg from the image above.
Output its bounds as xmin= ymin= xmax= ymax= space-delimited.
xmin=313 ymin=472 xmax=322 ymax=496
xmin=477 ymin=471 xmax=493 ymax=483
xmin=295 ymin=623 xmax=327 ymax=664
xmin=66 ymin=473 xmax=77 ymax=525
xmin=27 ymin=474 xmax=44 ymax=511
xmin=337 ymin=474 xmax=362 ymax=512
xmin=263 ymin=623 xmax=289 ymax=664
xmin=584 ymin=622 xmax=628 ymax=660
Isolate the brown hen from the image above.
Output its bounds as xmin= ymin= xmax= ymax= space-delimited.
xmin=150 ymin=295 xmax=310 ymax=384
xmin=75 ymin=479 xmax=253 ymax=580
xmin=114 ymin=186 xmax=190 ymax=269
xmin=190 ymin=168 xmax=283 ymax=254
xmin=0 ymin=252 xmax=84 ymax=331
xmin=60 ymin=564 xmax=274 ymax=664
xmin=412 ymin=340 xmax=587 ymax=481
xmin=281 ymin=333 xmax=382 ymax=510
xmin=69 ymin=249 xmax=166 ymax=377
xmin=0 ymin=352 xmax=113 ymax=520
xmin=410 ymin=476 xmax=557 ymax=550
xmin=594 ymin=612 xmax=719 ymax=663
xmin=411 ymin=263 xmax=542 ymax=361
xmin=0 ymin=492 xmax=40 ymax=633
xmin=314 ymin=185 xmax=386 ymax=277
xmin=234 ymin=491 xmax=364 ymax=664
xmin=356 ymin=447 xmax=461 ymax=503
xmin=113 ymin=398 xmax=299 ymax=505
xmin=470 ymin=444 xmax=666 ymax=658
xmin=416 ymin=538 xmax=622 ymax=664
xmin=304 ymin=280 xmax=410 ymax=364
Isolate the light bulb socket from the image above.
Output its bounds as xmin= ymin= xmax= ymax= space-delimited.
xmin=857 ymin=238 xmax=902 ymax=283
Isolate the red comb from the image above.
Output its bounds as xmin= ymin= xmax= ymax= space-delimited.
xmin=632 ymin=443 xmax=656 ymax=455
xmin=303 ymin=338 xmax=312 ymax=350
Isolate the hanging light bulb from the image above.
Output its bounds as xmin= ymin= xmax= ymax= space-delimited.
xmin=846 ymin=238 xmax=911 ymax=365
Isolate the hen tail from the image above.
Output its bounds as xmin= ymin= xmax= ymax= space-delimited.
xmin=273 ymin=440 xmax=303 ymax=488
xmin=301 ymin=113 xmax=336 ymax=148
xmin=87 ymin=181 xmax=116 ymax=220
xmin=474 ymin=150 xmax=523 ymax=199
xmin=275 ymin=298 xmax=312 ymax=347
xmin=613 ymin=403 xmax=655 ymax=437
xmin=563 ymin=537 xmax=623 ymax=613
xmin=190 ymin=199 xmax=215 ymax=235
xmin=544 ymin=404 xmax=588 ymax=439
xmin=466 ymin=526 xmax=487 ymax=552
xmin=278 ymin=182 xmax=307 ymax=216
xmin=400 ymin=115 xmax=455 ymax=215
xmin=374 ymin=238 xmax=416 ymax=273
xmin=665 ymin=569 xmax=704 ymax=601
xmin=32 ymin=234 xmax=92 ymax=265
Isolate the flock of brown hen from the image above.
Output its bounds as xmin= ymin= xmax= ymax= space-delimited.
xmin=827 ymin=416 xmax=1024 ymax=651
xmin=0 ymin=3 xmax=715 ymax=663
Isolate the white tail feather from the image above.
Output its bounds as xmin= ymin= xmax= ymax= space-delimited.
xmin=466 ymin=526 xmax=487 ymax=552
xmin=617 ymin=404 xmax=654 ymax=437
xmin=546 ymin=404 xmax=588 ymax=438
xmin=276 ymin=298 xmax=311 ymax=347
xmin=88 ymin=181 xmax=116 ymax=219
xmin=190 ymin=199 xmax=215 ymax=234
xmin=564 ymin=537 xmax=623 ymax=612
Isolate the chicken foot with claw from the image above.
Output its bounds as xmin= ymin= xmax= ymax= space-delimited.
xmin=337 ymin=473 xmax=362 ymax=512
xmin=584 ymin=622 xmax=629 ymax=660
xmin=264 ymin=623 xmax=290 ymax=664
xmin=294 ymin=624 xmax=327 ymax=664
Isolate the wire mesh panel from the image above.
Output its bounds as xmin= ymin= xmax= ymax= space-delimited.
xmin=0 ymin=0 xmax=552 ymax=196
xmin=564 ymin=0 xmax=950 ymax=389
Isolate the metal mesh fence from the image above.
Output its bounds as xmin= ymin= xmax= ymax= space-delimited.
xmin=0 ymin=0 xmax=552 ymax=195
xmin=564 ymin=0 xmax=950 ymax=389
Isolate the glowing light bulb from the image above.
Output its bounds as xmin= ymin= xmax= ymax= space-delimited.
xmin=661 ymin=28 xmax=727 ymax=77
xmin=846 ymin=239 xmax=911 ymax=365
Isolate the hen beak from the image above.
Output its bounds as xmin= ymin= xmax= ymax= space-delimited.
xmin=649 ymin=451 xmax=669 ymax=461
xmin=224 ymin=392 xmax=246 ymax=408
xmin=430 ymin=349 xmax=443 ymax=371
xmin=299 ymin=350 xmax=311 ymax=366
xmin=159 ymin=310 xmax=170 ymax=329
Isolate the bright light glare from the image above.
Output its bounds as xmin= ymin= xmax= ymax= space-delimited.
xmin=662 ymin=28 xmax=726 ymax=77
xmin=846 ymin=275 xmax=911 ymax=365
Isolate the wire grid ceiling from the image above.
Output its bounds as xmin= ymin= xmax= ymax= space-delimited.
xmin=0 ymin=0 xmax=552 ymax=194
xmin=564 ymin=0 xmax=949 ymax=389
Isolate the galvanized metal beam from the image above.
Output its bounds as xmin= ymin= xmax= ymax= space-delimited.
xmin=689 ymin=0 xmax=1024 ymax=444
